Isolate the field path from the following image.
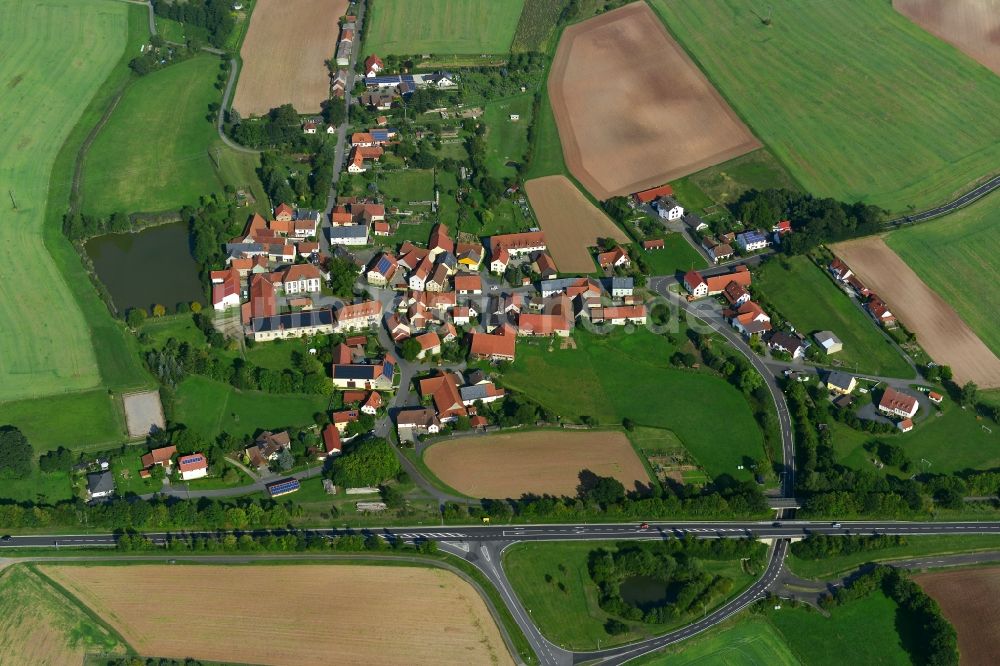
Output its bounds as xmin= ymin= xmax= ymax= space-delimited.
xmin=833 ymin=237 xmax=1000 ymax=387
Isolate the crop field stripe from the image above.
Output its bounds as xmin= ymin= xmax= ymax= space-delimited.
xmin=893 ymin=0 xmax=1000 ymax=76
xmin=649 ymin=0 xmax=1000 ymax=213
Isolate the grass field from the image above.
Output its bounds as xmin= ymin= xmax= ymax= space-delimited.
xmin=503 ymin=541 xmax=757 ymax=650
xmin=788 ymin=534 xmax=1000 ymax=579
xmin=502 ymin=329 xmax=766 ymax=482
xmin=364 ymin=0 xmax=525 ymax=55
xmin=483 ymin=93 xmax=535 ymax=180
xmin=0 ymin=566 xmax=125 ymax=664
xmin=43 ymin=563 xmax=513 ymax=665
xmin=768 ymin=592 xmax=913 ymax=666
xmin=754 ymin=256 xmax=913 ymax=377
xmin=650 ymin=0 xmax=1000 ymax=213
xmin=687 ymin=149 xmax=801 ymax=207
xmin=379 ymin=168 xmax=435 ymax=207
xmin=638 ymin=617 xmax=801 ymax=666
xmin=887 ymin=196 xmax=1000 ymax=358
xmin=0 ymin=389 xmax=124 ymax=452
xmin=82 ymin=55 xmax=265 ymax=216
xmin=0 ymin=0 xmax=131 ymax=401
xmin=639 ymin=235 xmax=707 ymax=275
xmin=174 ymin=375 xmax=330 ymax=440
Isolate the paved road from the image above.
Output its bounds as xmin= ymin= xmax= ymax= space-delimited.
xmin=889 ymin=174 xmax=1000 ymax=226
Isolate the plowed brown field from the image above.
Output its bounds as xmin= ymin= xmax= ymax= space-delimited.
xmin=232 ymin=0 xmax=347 ymax=116
xmin=525 ymin=176 xmax=629 ymax=273
xmin=833 ymin=236 xmax=1000 ymax=388
xmin=894 ymin=0 xmax=1000 ymax=75
xmin=547 ymin=2 xmax=760 ymax=200
xmin=424 ymin=430 xmax=651 ymax=497
xmin=42 ymin=564 xmax=513 ymax=666
xmin=916 ymin=566 xmax=1000 ymax=665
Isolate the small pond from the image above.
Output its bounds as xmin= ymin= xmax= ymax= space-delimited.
xmin=86 ymin=222 xmax=203 ymax=313
xmin=619 ymin=575 xmax=674 ymax=610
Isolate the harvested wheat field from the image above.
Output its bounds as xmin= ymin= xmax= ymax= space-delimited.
xmin=42 ymin=564 xmax=513 ymax=666
xmin=525 ymin=176 xmax=629 ymax=272
xmin=916 ymin=566 xmax=1000 ymax=665
xmin=424 ymin=430 xmax=651 ymax=498
xmin=833 ymin=237 xmax=1000 ymax=388
xmin=547 ymin=2 xmax=759 ymax=200
xmin=232 ymin=0 xmax=347 ymax=116
xmin=894 ymin=0 xmax=1000 ymax=75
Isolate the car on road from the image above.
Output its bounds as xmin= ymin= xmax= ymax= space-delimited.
xmin=832 ymin=522 xmax=842 ymax=528
xmin=639 ymin=522 xmax=649 ymax=529
xmin=772 ymin=522 xmax=782 ymax=527
xmin=0 ymin=535 xmax=11 ymax=542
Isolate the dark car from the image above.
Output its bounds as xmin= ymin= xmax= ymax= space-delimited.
xmin=0 ymin=535 xmax=12 ymax=542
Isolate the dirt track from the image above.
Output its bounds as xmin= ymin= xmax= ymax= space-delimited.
xmin=525 ymin=176 xmax=629 ymax=272
xmin=232 ymin=0 xmax=347 ymax=116
xmin=43 ymin=564 xmax=512 ymax=666
xmin=894 ymin=0 xmax=1000 ymax=76
xmin=833 ymin=237 xmax=1000 ymax=388
xmin=547 ymin=2 xmax=760 ymax=200
xmin=424 ymin=430 xmax=651 ymax=498
xmin=916 ymin=566 xmax=1000 ymax=665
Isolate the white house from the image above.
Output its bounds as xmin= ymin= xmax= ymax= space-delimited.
xmin=879 ymin=387 xmax=919 ymax=419
xmin=656 ymin=196 xmax=684 ymax=221
xmin=281 ymin=264 xmax=323 ymax=294
xmin=86 ymin=471 xmax=115 ymax=500
xmin=683 ymin=271 xmax=709 ymax=298
xmin=736 ymin=231 xmax=769 ymax=252
xmin=328 ymin=224 xmax=369 ymax=246
xmin=177 ymin=453 xmax=209 ymax=481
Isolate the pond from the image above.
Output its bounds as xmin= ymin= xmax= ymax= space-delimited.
xmin=619 ymin=575 xmax=674 ymax=611
xmin=86 ymin=222 xmax=203 ymax=313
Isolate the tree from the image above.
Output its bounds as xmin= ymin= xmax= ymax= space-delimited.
xmin=960 ymin=381 xmax=979 ymax=407
xmin=275 ymin=447 xmax=294 ymax=472
xmin=126 ymin=308 xmax=147 ymax=329
xmin=190 ymin=301 xmax=203 ymax=314
xmin=326 ymin=257 xmax=358 ymax=298
xmin=38 ymin=446 xmax=74 ymax=473
xmin=0 ymin=427 xmax=33 ymax=479
xmin=152 ymin=304 xmax=166 ymax=317
xmin=739 ymin=369 xmax=763 ymax=394
xmin=400 ymin=337 xmax=422 ymax=362
xmin=604 ymin=619 xmax=629 ymax=636
xmin=577 ymin=470 xmax=625 ymax=507
xmin=331 ymin=438 xmax=401 ymax=487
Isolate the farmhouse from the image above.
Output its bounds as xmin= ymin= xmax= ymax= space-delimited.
xmin=415 ymin=331 xmax=442 ymax=360
xmin=532 ymin=252 xmax=558 ymax=279
xmin=331 ymin=355 xmax=396 ymax=391
xmin=251 ymin=309 xmax=336 ymax=342
xmin=814 ymin=330 xmax=843 ymax=355
xmin=280 ymin=264 xmax=323 ymax=294
xmin=633 ymin=184 xmax=674 ymax=205
xmin=321 ymin=424 xmax=342 ymax=458
xmin=825 ymin=371 xmax=857 ymax=396
xmin=683 ymin=266 xmax=752 ymax=298
xmin=211 ymin=268 xmax=242 ymax=311
xmin=540 ymin=277 xmax=601 ymax=299
xmin=86 ymin=471 xmax=115 ymax=500
xmin=460 ymin=381 xmax=506 ymax=406
xmin=490 ymin=231 xmax=546 ymax=258
xmin=396 ymin=407 xmax=441 ymax=435
xmin=367 ymin=253 xmax=398 ymax=286
xmin=455 ymin=273 xmax=482 ymax=295
xmin=419 ymin=372 xmax=466 ymax=422
xmin=177 ymin=453 xmax=208 ymax=481
xmin=655 ymin=196 xmax=684 ymax=221
xmin=328 ymin=223 xmax=369 ymax=245
xmin=878 ymin=387 xmax=919 ymax=419
xmin=592 ymin=305 xmax=647 ymax=325
xmin=736 ymin=230 xmax=769 ymax=252
xmin=610 ymin=277 xmax=633 ymax=298
xmin=469 ymin=329 xmax=516 ymax=362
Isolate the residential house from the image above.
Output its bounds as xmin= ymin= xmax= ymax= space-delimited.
xmin=727 ymin=301 xmax=772 ymax=338
xmin=246 ymin=431 xmax=291 ymax=469
xmin=452 ymin=307 xmax=472 ymax=326
xmin=707 ymin=243 xmax=734 ymax=263
xmin=490 ymin=231 xmax=546 ymax=258
xmin=364 ymin=54 xmax=383 ymax=77
xmin=425 ymin=264 xmax=449 ymax=292
xmin=533 ymin=252 xmax=558 ymax=279
xmin=633 ymin=184 xmax=674 ymax=205
xmin=879 ymin=387 xmax=919 ymax=419
xmin=415 ymin=331 xmax=442 ymax=359
xmin=460 ymin=381 xmax=506 ymax=406
xmin=611 ymin=277 xmax=633 ymax=298
xmin=898 ymin=419 xmax=914 ymax=433
xmin=211 ymin=268 xmax=242 ymax=310
xmin=361 ymin=392 xmax=382 ymax=415
xmin=592 ymin=305 xmax=647 ymax=325
xmin=331 ymin=355 xmax=396 ymax=390
xmin=428 ymin=224 xmax=454 ymax=259
xmin=814 ymin=330 xmax=843 ymax=355
xmin=597 ymin=246 xmax=630 ymax=270
xmin=456 ymin=242 xmax=485 ymax=271
xmin=829 ymin=258 xmax=853 ymax=282
xmin=722 ymin=281 xmax=751 ymax=307
xmin=281 ymin=264 xmax=323 ymax=294
xmin=866 ymin=295 xmax=897 ymax=328
xmin=455 ymin=273 xmax=482 ymax=295
xmin=768 ymin=331 xmax=806 ymax=359
xmin=682 ymin=271 xmax=709 ymax=298
xmin=736 ymin=231 xmax=769 ymax=252
xmin=409 ymin=258 xmax=433 ymax=291
xmin=684 ymin=214 xmax=709 ymax=232
xmin=655 ymin=196 xmax=684 ymax=221
xmin=86 ymin=471 xmax=115 ymax=500
xmin=332 ymin=409 xmax=360 ymax=434
xmin=320 ymin=424 xmax=342 ymax=458
xmin=490 ymin=247 xmax=509 ymax=273
xmin=335 ymin=300 xmax=383 ymax=331
xmin=825 ymin=371 xmax=857 ymax=396
xmin=140 ymin=445 xmax=177 ymax=472
xmin=303 ymin=121 xmax=318 ymax=134
xmin=396 ymin=407 xmax=440 ymax=435
xmin=367 ymin=253 xmax=398 ymax=286
xmin=177 ymin=453 xmax=209 ymax=481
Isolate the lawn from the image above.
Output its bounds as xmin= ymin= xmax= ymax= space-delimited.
xmin=0 ymin=389 xmax=125 ymax=453
xmin=81 ymin=54 xmax=264 ymax=217
xmin=483 ymin=93 xmax=535 ymax=179
xmin=503 ymin=540 xmax=758 ymax=650
xmin=524 ymin=84 xmax=567 ymax=181
xmin=829 ymin=399 xmax=1000 ymax=476
xmin=649 ymin=0 xmax=1000 ymax=213
xmin=639 ymin=236 xmax=707 ymax=276
xmin=768 ymin=592 xmax=913 ymax=666
xmin=787 ymin=534 xmax=1000 ymax=580
xmin=174 ymin=376 xmax=331 ymax=440
xmin=754 ymin=256 xmax=912 ymax=378
xmin=636 ymin=616 xmax=800 ymax=666
xmin=0 ymin=0 xmax=135 ymax=402
xmin=502 ymin=329 xmax=766 ymax=482
xmin=378 ymin=168 xmax=435 ymax=208
xmin=155 ymin=16 xmax=208 ymax=44
xmin=363 ymin=0 xmax=525 ymax=55
xmin=887 ymin=196 xmax=1000 ymax=358
xmin=687 ymin=149 xmax=801 ymax=207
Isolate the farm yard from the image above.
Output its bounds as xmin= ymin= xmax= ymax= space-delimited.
xmin=363 ymin=0 xmax=525 ymax=55
xmin=894 ymin=0 xmax=1000 ymax=76
xmin=82 ymin=55 xmax=264 ymax=216
xmin=232 ymin=0 xmax=347 ymax=116
xmin=0 ymin=0 xmax=135 ymax=402
xmin=0 ymin=566 xmax=125 ymax=664
xmin=501 ymin=329 xmax=767 ymax=482
xmin=423 ymin=430 xmax=651 ymax=498
xmin=42 ymin=564 xmax=513 ymax=666
xmin=886 ymin=197 xmax=1000 ymax=360
xmin=915 ymin=566 xmax=1000 ymax=665
xmin=649 ymin=0 xmax=1000 ymax=213
xmin=754 ymin=256 xmax=913 ymax=378
xmin=503 ymin=541 xmax=759 ymax=650
xmin=548 ymin=3 xmax=760 ymax=200
xmin=524 ymin=176 xmax=629 ymax=273
xmin=833 ymin=236 xmax=1000 ymax=388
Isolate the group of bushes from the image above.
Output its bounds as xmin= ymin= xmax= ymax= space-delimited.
xmin=790 ymin=534 xmax=906 ymax=560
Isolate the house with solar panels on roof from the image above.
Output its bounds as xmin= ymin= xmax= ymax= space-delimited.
xmin=331 ymin=354 xmax=397 ymax=391
xmin=177 ymin=453 xmax=209 ymax=481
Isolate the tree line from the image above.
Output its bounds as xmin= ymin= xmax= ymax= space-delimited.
xmin=151 ymin=0 xmax=234 ymax=49
xmin=790 ymin=533 xmax=906 ymax=560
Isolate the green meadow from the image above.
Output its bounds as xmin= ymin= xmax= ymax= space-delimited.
xmin=363 ymin=0 xmax=525 ymax=55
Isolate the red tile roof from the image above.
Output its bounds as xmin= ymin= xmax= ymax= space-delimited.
xmin=140 ymin=445 xmax=177 ymax=468
xmin=642 ymin=239 xmax=665 ymax=250
xmin=469 ymin=331 xmax=516 ymax=360
xmin=322 ymin=424 xmax=341 ymax=454
xmin=177 ymin=453 xmax=208 ymax=473
xmin=633 ymin=184 xmax=674 ymax=204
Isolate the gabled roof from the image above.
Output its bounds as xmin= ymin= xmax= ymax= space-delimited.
xmin=322 ymin=424 xmax=341 ymax=454
xmin=282 ymin=263 xmax=322 ymax=283
xmin=140 ymin=445 xmax=177 ymax=468
xmin=177 ymin=453 xmax=208 ymax=473
xmin=879 ymin=387 xmax=918 ymax=414
xmin=469 ymin=331 xmax=516 ymax=359
xmin=633 ymin=184 xmax=674 ymax=203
